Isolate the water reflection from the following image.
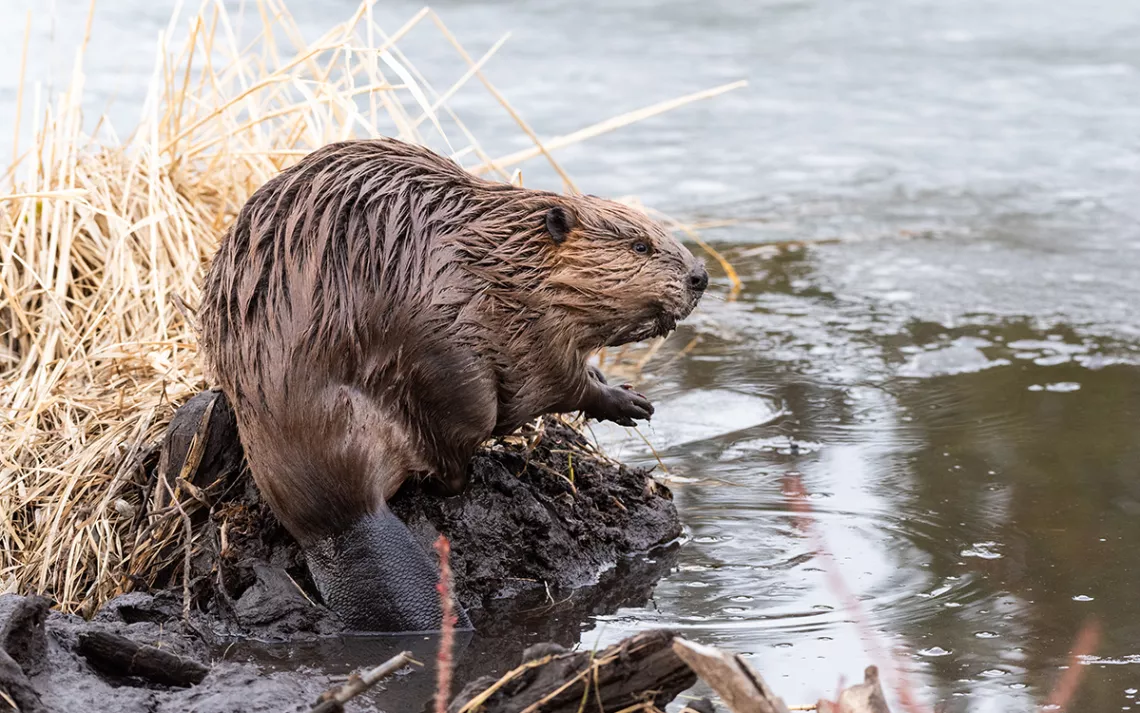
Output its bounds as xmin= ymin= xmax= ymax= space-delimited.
xmin=589 ymin=243 xmax=1140 ymax=712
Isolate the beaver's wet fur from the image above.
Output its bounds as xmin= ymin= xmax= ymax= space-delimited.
xmin=197 ymin=138 xmax=707 ymax=630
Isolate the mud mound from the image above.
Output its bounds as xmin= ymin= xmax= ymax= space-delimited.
xmin=150 ymin=389 xmax=682 ymax=638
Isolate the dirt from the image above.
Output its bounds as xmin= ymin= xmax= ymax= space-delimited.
xmin=0 ymin=389 xmax=685 ymax=712
xmin=0 ymin=594 xmax=345 ymax=713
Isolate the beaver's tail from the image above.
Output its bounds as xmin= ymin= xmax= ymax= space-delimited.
xmin=303 ymin=503 xmax=472 ymax=631
xmin=158 ymin=389 xmax=471 ymax=632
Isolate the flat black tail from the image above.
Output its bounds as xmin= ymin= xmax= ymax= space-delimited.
xmin=304 ymin=504 xmax=472 ymax=632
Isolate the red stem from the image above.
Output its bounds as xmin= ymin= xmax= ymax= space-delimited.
xmin=434 ymin=535 xmax=457 ymax=713
xmin=1043 ymin=618 xmax=1101 ymax=712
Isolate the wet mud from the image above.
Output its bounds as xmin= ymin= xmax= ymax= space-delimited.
xmin=0 ymin=392 xmax=683 ymax=712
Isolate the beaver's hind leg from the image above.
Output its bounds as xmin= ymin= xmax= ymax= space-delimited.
xmin=246 ymin=390 xmax=473 ymax=632
xmin=303 ymin=503 xmax=471 ymax=632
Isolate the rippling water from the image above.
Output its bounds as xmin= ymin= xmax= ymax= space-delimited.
xmin=5 ymin=0 xmax=1140 ymax=710
xmin=590 ymin=247 xmax=1140 ymax=711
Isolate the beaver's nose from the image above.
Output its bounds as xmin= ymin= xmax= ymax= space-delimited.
xmin=688 ymin=263 xmax=709 ymax=292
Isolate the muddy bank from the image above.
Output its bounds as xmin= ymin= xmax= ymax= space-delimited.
xmin=0 ymin=390 xmax=684 ymax=712
xmin=154 ymin=389 xmax=682 ymax=638
xmin=0 ymin=594 xmax=356 ymax=713
xmin=0 ymin=593 xmax=892 ymax=713
xmin=0 ymin=556 xmax=683 ymax=713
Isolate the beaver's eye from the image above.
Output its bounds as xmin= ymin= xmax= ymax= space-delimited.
xmin=631 ymin=240 xmax=651 ymax=255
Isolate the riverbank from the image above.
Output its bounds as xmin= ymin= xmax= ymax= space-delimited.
xmin=0 ymin=407 xmax=684 ymax=713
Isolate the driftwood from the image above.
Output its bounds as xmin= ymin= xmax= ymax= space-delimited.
xmin=672 ymin=638 xmax=791 ymax=713
xmin=673 ymin=637 xmax=891 ymax=713
xmin=447 ymin=629 xmax=695 ymax=713
xmin=448 ymin=632 xmax=894 ymax=713
xmin=76 ymin=630 xmax=210 ymax=687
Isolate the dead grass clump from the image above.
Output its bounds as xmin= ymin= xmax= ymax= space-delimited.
xmin=0 ymin=0 xmax=742 ymax=615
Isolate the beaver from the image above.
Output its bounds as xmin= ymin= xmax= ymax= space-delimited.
xmin=197 ymin=138 xmax=708 ymax=631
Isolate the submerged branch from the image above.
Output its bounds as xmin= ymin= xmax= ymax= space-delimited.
xmin=309 ymin=651 xmax=415 ymax=713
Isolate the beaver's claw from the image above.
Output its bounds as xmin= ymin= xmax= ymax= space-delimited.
xmin=603 ymin=383 xmax=653 ymax=427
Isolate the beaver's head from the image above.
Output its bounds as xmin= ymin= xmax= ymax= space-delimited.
xmin=543 ymin=195 xmax=708 ymax=348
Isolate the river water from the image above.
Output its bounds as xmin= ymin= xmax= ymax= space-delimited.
xmin=4 ymin=0 xmax=1140 ymax=711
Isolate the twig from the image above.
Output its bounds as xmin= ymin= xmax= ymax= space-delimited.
xmin=452 ymin=630 xmax=691 ymax=713
xmin=632 ymin=427 xmax=669 ymax=475
xmin=471 ymin=81 xmax=747 ymax=176
xmin=652 ymin=212 xmax=741 ymax=295
xmin=158 ymin=473 xmax=195 ymax=623
xmin=309 ymin=651 xmax=414 ymax=713
xmin=427 ymin=10 xmax=578 ymax=193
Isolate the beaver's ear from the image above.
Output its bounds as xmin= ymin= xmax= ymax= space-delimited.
xmin=545 ymin=205 xmax=577 ymax=245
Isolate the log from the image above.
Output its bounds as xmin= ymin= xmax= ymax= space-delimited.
xmin=76 ymin=630 xmax=209 ymax=688
xmin=155 ymin=388 xmax=244 ymax=509
xmin=448 ymin=629 xmax=695 ymax=713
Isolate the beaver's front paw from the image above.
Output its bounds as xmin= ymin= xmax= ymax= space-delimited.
xmin=600 ymin=384 xmax=654 ymax=427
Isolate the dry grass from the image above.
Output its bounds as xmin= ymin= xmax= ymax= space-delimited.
xmin=0 ymin=0 xmax=742 ymax=615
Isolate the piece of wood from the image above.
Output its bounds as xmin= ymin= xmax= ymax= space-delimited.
xmin=76 ymin=631 xmax=209 ymax=688
xmin=817 ymin=666 xmax=890 ymax=713
xmin=309 ymin=651 xmax=413 ymax=713
xmin=672 ymin=637 xmax=791 ymax=713
xmin=155 ymin=388 xmax=244 ymax=510
xmin=449 ymin=629 xmax=695 ymax=713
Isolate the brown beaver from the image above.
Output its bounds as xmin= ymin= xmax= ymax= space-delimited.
xmin=197 ymin=138 xmax=707 ymax=631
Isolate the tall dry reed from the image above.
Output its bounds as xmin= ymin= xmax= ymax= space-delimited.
xmin=0 ymin=0 xmax=742 ymax=614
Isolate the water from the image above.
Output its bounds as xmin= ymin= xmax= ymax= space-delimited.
xmin=589 ymin=254 xmax=1140 ymax=711
xmin=4 ymin=0 xmax=1140 ymax=710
